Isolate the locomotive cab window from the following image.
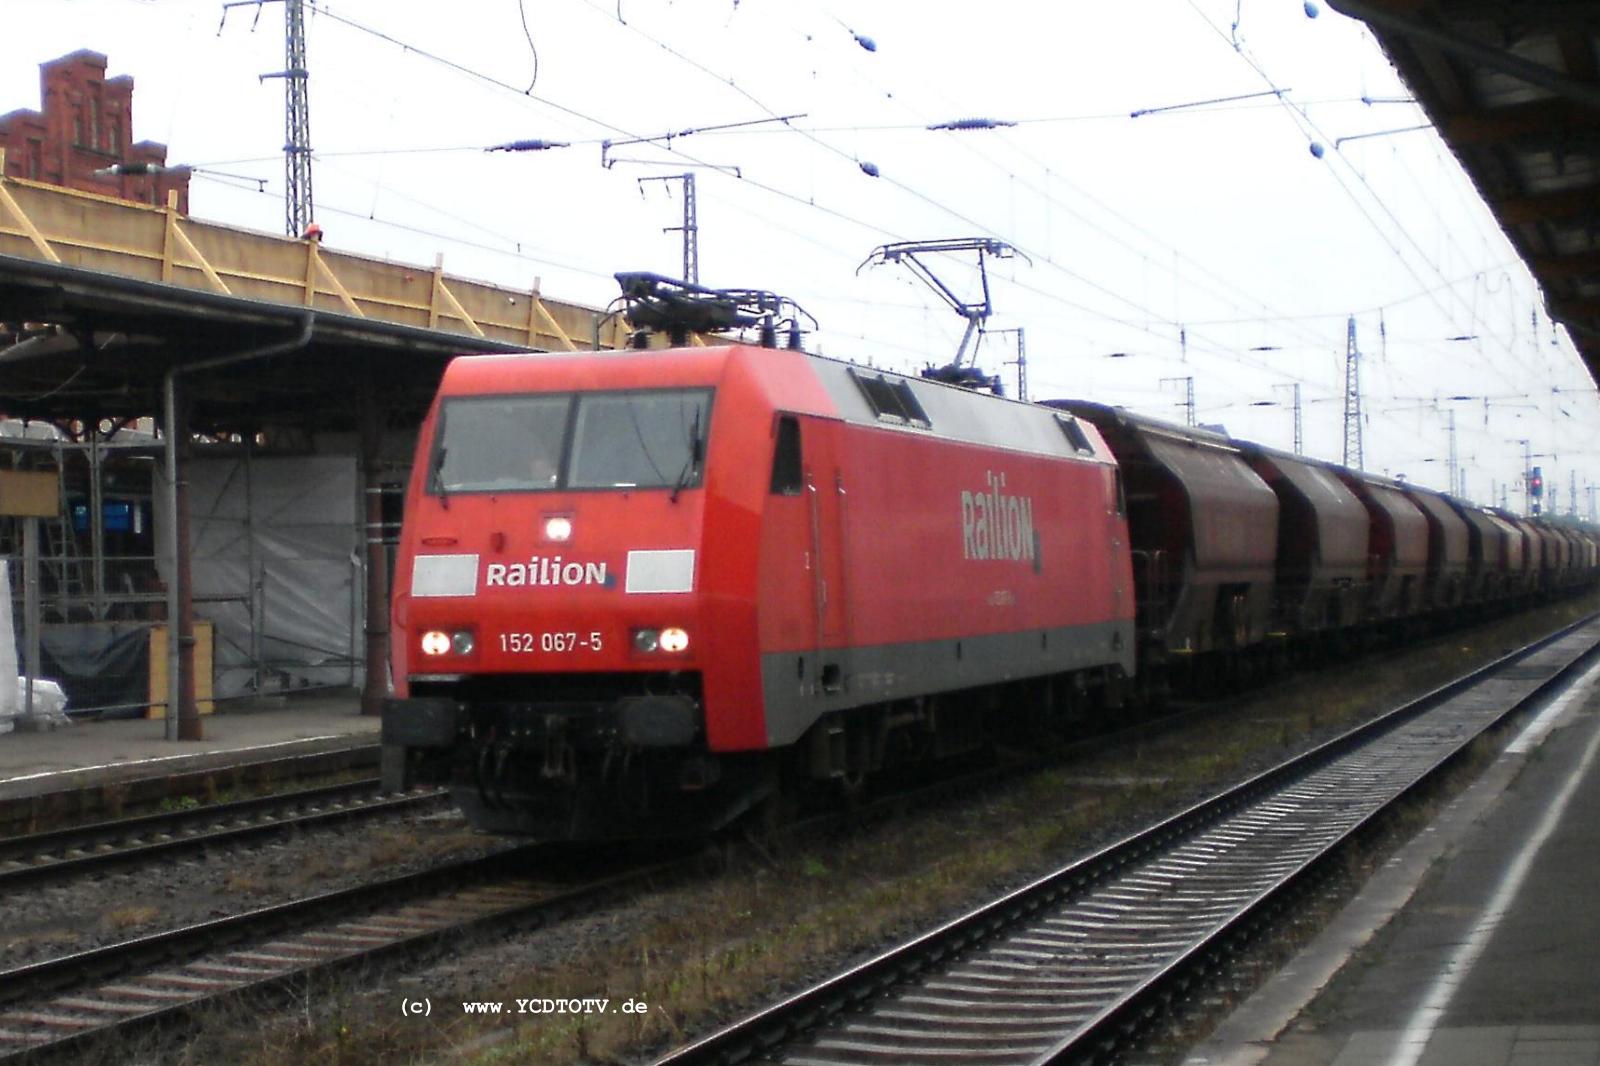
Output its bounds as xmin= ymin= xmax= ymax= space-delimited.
xmin=429 ymin=388 xmax=713 ymax=495
xmin=431 ymin=394 xmax=569 ymax=494
xmin=848 ymin=369 xmax=932 ymax=429
xmin=770 ymin=415 xmax=803 ymax=495
xmin=568 ymin=388 xmax=712 ymax=490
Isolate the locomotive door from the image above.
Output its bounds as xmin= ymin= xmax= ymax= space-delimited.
xmin=1109 ymin=466 xmax=1130 ymax=620
xmin=764 ymin=414 xmax=848 ymax=698
xmin=804 ymin=420 xmax=850 ymax=693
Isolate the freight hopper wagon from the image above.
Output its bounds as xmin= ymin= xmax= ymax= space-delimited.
xmin=1046 ymin=401 xmax=1279 ymax=693
xmin=1239 ymin=444 xmax=1369 ymax=640
xmin=383 ymin=344 xmax=1136 ymax=837
xmin=1336 ymin=470 xmax=1430 ymax=622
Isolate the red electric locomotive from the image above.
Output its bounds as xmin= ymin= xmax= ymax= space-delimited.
xmin=384 ymin=297 xmax=1134 ymax=837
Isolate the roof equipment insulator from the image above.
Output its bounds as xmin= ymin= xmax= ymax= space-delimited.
xmin=927 ymin=117 xmax=1017 ymax=131
xmin=487 ymin=139 xmax=571 ymax=152
xmin=612 ymin=272 xmax=816 ymax=351
xmin=921 ymin=363 xmax=1004 ymax=395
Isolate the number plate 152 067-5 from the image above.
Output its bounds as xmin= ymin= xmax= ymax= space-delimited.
xmin=499 ymin=632 xmax=603 ymax=653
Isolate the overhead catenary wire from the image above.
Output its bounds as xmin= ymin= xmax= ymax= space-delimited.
xmin=287 ymin=0 xmax=1435 ymax=396
xmin=558 ymin=0 xmax=1343 ymax=383
xmin=183 ymin=1 xmax=1597 ymax=491
xmin=189 ymin=170 xmax=624 ymax=283
xmin=732 ymin=5 xmax=1373 ymax=363
xmin=307 ymin=0 xmax=1257 ymax=367
xmin=1180 ymin=0 xmax=1558 ymax=399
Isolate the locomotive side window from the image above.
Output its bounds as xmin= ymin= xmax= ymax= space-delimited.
xmin=848 ymin=368 xmax=932 ymax=429
xmin=568 ymin=388 xmax=713 ymax=491
xmin=770 ymin=415 xmax=803 ymax=495
xmin=432 ymin=394 xmax=570 ymax=493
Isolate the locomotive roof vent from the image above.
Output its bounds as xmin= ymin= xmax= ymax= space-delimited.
xmin=612 ymin=272 xmax=816 ymax=351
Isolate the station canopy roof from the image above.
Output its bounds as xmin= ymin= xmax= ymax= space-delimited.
xmin=0 ymin=171 xmax=622 ymax=438
xmin=1330 ymin=1 xmax=1600 ymax=381
xmin=0 ymin=252 xmax=529 ymax=436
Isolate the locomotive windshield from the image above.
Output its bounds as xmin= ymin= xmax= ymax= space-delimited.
xmin=429 ymin=388 xmax=712 ymax=494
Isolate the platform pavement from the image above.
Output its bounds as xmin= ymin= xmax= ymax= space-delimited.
xmin=1186 ymin=655 xmax=1600 ymax=1066
xmin=0 ymin=691 xmax=379 ymax=802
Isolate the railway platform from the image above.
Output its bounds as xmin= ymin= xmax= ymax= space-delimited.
xmin=1189 ymin=658 xmax=1600 ymax=1066
xmin=0 ymin=692 xmax=378 ymax=824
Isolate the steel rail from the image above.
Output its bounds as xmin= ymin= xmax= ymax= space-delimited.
xmin=3 ymin=607 xmax=1589 ymax=1062
xmin=0 ymin=779 xmax=447 ymax=891
xmin=0 ymin=844 xmax=527 ymax=1011
xmin=0 ymin=843 xmax=698 ymax=1063
xmin=0 ymin=728 xmax=1124 ymax=1062
xmin=1045 ymin=617 xmax=1600 ymax=1065
xmin=656 ymin=613 xmax=1600 ymax=1066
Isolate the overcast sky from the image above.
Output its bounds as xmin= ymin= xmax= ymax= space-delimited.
xmin=8 ymin=0 xmax=1599 ymax=514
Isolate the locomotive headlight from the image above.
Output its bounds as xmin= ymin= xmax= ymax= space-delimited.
xmin=631 ymin=626 xmax=689 ymax=655
xmin=421 ymin=629 xmax=474 ymax=656
xmin=543 ymin=514 xmax=573 ymax=542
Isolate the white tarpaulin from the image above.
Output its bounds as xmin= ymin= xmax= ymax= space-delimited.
xmin=156 ymin=455 xmax=362 ymax=698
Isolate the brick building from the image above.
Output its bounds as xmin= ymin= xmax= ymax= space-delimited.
xmin=0 ymin=50 xmax=190 ymax=212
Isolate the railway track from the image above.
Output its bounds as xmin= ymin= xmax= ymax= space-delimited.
xmin=0 ymin=732 xmax=1121 ymax=1062
xmin=3 ymin=611 xmax=1591 ymax=1063
xmin=0 ymin=840 xmax=693 ymax=1063
xmin=0 ymin=778 xmax=447 ymax=891
xmin=657 ymin=615 xmax=1600 ymax=1066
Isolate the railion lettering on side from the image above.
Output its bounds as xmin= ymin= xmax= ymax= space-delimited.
xmin=960 ymin=471 xmax=1035 ymax=564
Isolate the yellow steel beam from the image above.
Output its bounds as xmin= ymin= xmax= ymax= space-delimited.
xmin=307 ymin=240 xmax=364 ymax=316
xmin=428 ymin=253 xmax=486 ymax=339
xmin=0 ymin=149 xmax=63 ymax=264
xmin=529 ymin=280 xmax=577 ymax=351
xmin=0 ymin=160 xmax=612 ymax=350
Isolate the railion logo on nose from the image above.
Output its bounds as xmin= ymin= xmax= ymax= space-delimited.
xmin=485 ymin=557 xmax=612 ymax=587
